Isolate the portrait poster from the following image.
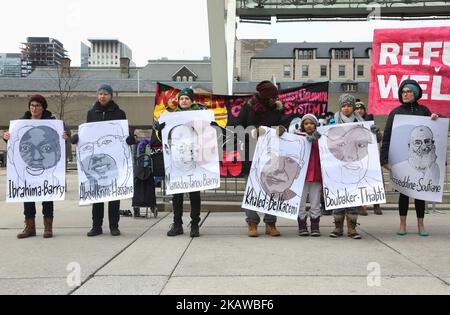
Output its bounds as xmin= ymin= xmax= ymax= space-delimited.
xmin=76 ymin=120 xmax=134 ymax=205
xmin=318 ymin=122 xmax=386 ymax=211
xmin=159 ymin=110 xmax=221 ymax=195
xmin=242 ymin=127 xmax=311 ymax=221
xmin=6 ymin=120 xmax=66 ymax=203
xmin=389 ymin=115 xmax=449 ymax=203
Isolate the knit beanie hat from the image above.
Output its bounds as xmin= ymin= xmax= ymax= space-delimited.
xmin=403 ymin=84 xmax=421 ymax=100
xmin=256 ymin=80 xmax=278 ymax=100
xmin=398 ymin=79 xmax=423 ymax=103
xmin=178 ymin=88 xmax=195 ymax=101
xmin=97 ymin=83 xmax=113 ymax=96
xmin=29 ymin=94 xmax=48 ymax=110
xmin=301 ymin=114 xmax=319 ymax=127
xmin=355 ymin=101 xmax=366 ymax=111
xmin=338 ymin=93 xmax=356 ymax=109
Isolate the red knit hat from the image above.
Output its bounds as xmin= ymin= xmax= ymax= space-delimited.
xmin=256 ymin=80 xmax=278 ymax=100
xmin=29 ymin=94 xmax=48 ymax=110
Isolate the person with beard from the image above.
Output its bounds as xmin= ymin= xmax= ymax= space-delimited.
xmin=238 ymin=80 xmax=287 ymax=237
xmin=3 ymin=94 xmax=68 ymax=239
xmin=380 ymin=80 xmax=439 ymax=237
xmin=391 ymin=126 xmax=440 ymax=184
xmin=72 ymin=84 xmax=136 ymax=237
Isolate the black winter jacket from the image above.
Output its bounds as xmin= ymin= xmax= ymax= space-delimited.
xmin=87 ymin=101 xmax=126 ymax=123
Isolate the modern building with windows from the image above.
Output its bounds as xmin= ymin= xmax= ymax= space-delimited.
xmin=85 ymin=39 xmax=135 ymax=68
xmin=0 ymin=54 xmax=22 ymax=77
xmin=21 ymin=37 xmax=67 ymax=71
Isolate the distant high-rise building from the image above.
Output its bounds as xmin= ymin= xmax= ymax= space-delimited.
xmin=86 ymin=39 xmax=135 ymax=67
xmin=0 ymin=53 xmax=22 ymax=77
xmin=81 ymin=42 xmax=90 ymax=68
xmin=21 ymin=37 xmax=67 ymax=71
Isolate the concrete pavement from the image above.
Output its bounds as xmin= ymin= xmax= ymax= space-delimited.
xmin=0 ymin=172 xmax=449 ymax=295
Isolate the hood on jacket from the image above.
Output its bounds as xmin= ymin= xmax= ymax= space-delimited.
xmin=398 ymin=80 xmax=423 ymax=105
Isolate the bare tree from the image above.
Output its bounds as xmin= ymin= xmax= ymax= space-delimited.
xmin=46 ymin=64 xmax=84 ymax=126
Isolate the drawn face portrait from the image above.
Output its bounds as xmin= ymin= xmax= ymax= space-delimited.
xmin=19 ymin=126 xmax=61 ymax=176
xmin=408 ymin=126 xmax=437 ymax=172
xmin=327 ymin=125 xmax=373 ymax=184
xmin=167 ymin=125 xmax=200 ymax=172
xmin=78 ymin=124 xmax=129 ymax=187
xmin=258 ymin=136 xmax=303 ymax=196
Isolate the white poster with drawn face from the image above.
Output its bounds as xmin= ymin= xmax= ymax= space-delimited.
xmin=159 ymin=110 xmax=220 ymax=195
xmin=318 ymin=122 xmax=386 ymax=211
xmin=76 ymin=120 xmax=133 ymax=205
xmin=242 ymin=127 xmax=311 ymax=221
xmin=389 ymin=115 xmax=449 ymax=203
xmin=6 ymin=120 xmax=66 ymax=203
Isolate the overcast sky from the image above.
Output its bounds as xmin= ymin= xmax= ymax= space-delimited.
xmin=1 ymin=0 xmax=450 ymax=67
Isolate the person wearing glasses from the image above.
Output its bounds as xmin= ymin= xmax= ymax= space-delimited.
xmin=71 ymin=84 xmax=136 ymax=237
xmin=380 ymin=80 xmax=439 ymax=237
xmin=3 ymin=95 xmax=68 ymax=239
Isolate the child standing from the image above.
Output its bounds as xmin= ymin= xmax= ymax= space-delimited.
xmin=296 ymin=114 xmax=322 ymax=237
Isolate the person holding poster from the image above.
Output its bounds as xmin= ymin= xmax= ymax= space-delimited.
xmin=380 ymin=80 xmax=440 ymax=237
xmin=295 ymin=114 xmax=323 ymax=237
xmin=329 ymin=94 xmax=366 ymax=240
xmin=238 ymin=80 xmax=287 ymax=237
xmin=72 ymin=84 xmax=136 ymax=237
xmin=155 ymin=88 xmax=208 ymax=238
xmin=3 ymin=95 xmax=68 ymax=239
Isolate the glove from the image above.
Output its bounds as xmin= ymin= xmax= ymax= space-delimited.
xmin=276 ymin=126 xmax=286 ymax=137
xmin=210 ymin=121 xmax=220 ymax=127
xmin=153 ymin=121 xmax=166 ymax=132
xmin=126 ymin=135 xmax=137 ymax=145
xmin=71 ymin=134 xmax=79 ymax=145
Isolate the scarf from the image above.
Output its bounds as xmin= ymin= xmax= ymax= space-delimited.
xmin=334 ymin=111 xmax=365 ymax=124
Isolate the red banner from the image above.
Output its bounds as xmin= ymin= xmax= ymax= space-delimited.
xmin=369 ymin=27 xmax=450 ymax=116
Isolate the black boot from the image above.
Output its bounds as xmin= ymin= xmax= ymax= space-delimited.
xmin=110 ymin=226 xmax=121 ymax=236
xmin=167 ymin=223 xmax=183 ymax=237
xmin=190 ymin=223 xmax=200 ymax=238
xmin=87 ymin=227 xmax=103 ymax=237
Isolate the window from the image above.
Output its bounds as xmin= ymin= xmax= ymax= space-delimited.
xmin=188 ymin=76 xmax=193 ymax=82
xmin=176 ymin=76 xmax=181 ymax=82
xmin=283 ymin=65 xmax=291 ymax=77
xmin=357 ymin=65 xmax=364 ymax=76
xmin=320 ymin=65 xmax=327 ymax=77
xmin=339 ymin=65 xmax=346 ymax=77
xmin=182 ymin=76 xmax=187 ymax=82
xmin=302 ymin=65 xmax=309 ymax=77
xmin=342 ymin=83 xmax=358 ymax=92
xmin=335 ymin=49 xmax=351 ymax=59
xmin=298 ymin=49 xmax=314 ymax=60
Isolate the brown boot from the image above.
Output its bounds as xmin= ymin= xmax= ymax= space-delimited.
xmin=17 ymin=218 xmax=36 ymax=239
xmin=329 ymin=215 xmax=345 ymax=238
xmin=265 ymin=223 xmax=281 ymax=237
xmin=347 ymin=214 xmax=361 ymax=240
xmin=43 ymin=217 xmax=53 ymax=238
xmin=247 ymin=222 xmax=258 ymax=237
